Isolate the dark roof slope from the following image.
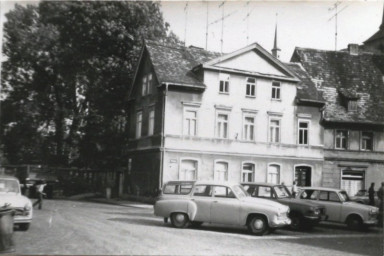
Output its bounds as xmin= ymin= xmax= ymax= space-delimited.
xmin=145 ymin=40 xmax=221 ymax=87
xmin=291 ymin=47 xmax=384 ymax=124
xmin=284 ymin=62 xmax=325 ymax=104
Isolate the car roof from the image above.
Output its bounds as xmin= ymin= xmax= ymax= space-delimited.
xmin=0 ymin=175 xmax=18 ymax=181
xmin=164 ymin=180 xmax=240 ymax=187
xmin=300 ymin=186 xmax=345 ymax=192
xmin=241 ymin=182 xmax=284 ymax=187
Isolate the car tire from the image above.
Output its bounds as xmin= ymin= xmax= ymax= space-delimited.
xmin=19 ymin=223 xmax=30 ymax=231
xmin=289 ymin=213 xmax=302 ymax=231
xmin=346 ymin=215 xmax=363 ymax=230
xmin=170 ymin=213 xmax=190 ymax=228
xmin=248 ymin=215 xmax=269 ymax=236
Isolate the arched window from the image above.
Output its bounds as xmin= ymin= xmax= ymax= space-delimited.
xmin=214 ymin=161 xmax=228 ymax=181
xmin=180 ymin=159 xmax=198 ymax=180
xmin=267 ymin=164 xmax=280 ymax=184
xmin=241 ymin=163 xmax=255 ymax=182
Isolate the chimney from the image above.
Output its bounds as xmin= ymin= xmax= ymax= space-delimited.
xmin=348 ymin=44 xmax=359 ymax=55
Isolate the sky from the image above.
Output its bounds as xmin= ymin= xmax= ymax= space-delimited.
xmin=0 ymin=1 xmax=383 ymax=62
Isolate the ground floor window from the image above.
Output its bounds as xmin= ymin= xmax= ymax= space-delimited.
xmin=241 ymin=163 xmax=255 ymax=182
xmin=214 ymin=161 xmax=228 ymax=181
xmin=267 ymin=164 xmax=280 ymax=184
xmin=295 ymin=166 xmax=312 ymax=186
xmin=341 ymin=169 xmax=365 ymax=196
xmin=180 ymin=159 xmax=198 ymax=180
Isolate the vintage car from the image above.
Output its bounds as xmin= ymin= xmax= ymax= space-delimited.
xmin=0 ymin=175 xmax=33 ymax=231
xmin=154 ymin=181 xmax=291 ymax=236
xmin=297 ymin=187 xmax=379 ymax=230
xmin=349 ymin=189 xmax=380 ymax=207
xmin=241 ymin=182 xmax=326 ymax=230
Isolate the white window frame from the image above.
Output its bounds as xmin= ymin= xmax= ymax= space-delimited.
xmin=335 ymin=130 xmax=348 ymax=150
xmin=271 ymin=81 xmax=281 ymax=100
xmin=179 ymin=158 xmax=200 ymax=181
xmin=148 ymin=107 xmax=155 ymax=136
xmin=219 ymin=73 xmax=230 ymax=94
xmin=241 ymin=162 xmax=256 ymax=182
xmin=147 ymin=73 xmax=153 ymax=95
xmin=361 ymin=131 xmax=373 ymax=151
xmin=268 ymin=117 xmax=281 ymax=143
xmin=267 ymin=163 xmax=281 ymax=184
xmin=183 ymin=108 xmax=198 ymax=136
xmin=245 ymin=77 xmax=256 ymax=97
xmin=214 ymin=160 xmax=229 ymax=181
xmin=142 ymin=76 xmax=147 ymax=96
xmin=242 ymin=114 xmax=256 ymax=141
xmin=216 ymin=112 xmax=229 ymax=139
xmin=135 ymin=111 xmax=142 ymax=139
xmin=298 ymin=119 xmax=310 ymax=145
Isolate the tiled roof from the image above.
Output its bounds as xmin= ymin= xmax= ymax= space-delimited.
xmin=284 ymin=62 xmax=325 ymax=104
xmin=291 ymin=47 xmax=384 ymax=125
xmin=364 ymin=29 xmax=384 ymax=44
xmin=144 ymin=40 xmax=221 ymax=87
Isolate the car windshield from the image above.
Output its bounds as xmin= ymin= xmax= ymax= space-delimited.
xmin=355 ymin=190 xmax=366 ymax=197
xmin=339 ymin=191 xmax=350 ymax=202
xmin=233 ymin=185 xmax=249 ymax=199
xmin=0 ymin=179 xmax=20 ymax=193
xmin=274 ymin=186 xmax=292 ymax=198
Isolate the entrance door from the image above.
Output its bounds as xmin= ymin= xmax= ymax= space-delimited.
xmin=295 ymin=166 xmax=312 ymax=186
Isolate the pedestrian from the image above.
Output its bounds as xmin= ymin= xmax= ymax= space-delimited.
xmin=33 ymin=180 xmax=46 ymax=210
xmin=368 ymin=182 xmax=375 ymax=206
xmin=291 ymin=181 xmax=298 ymax=198
xmin=378 ymin=182 xmax=384 ymax=227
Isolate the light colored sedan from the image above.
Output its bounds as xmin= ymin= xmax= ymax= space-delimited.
xmin=0 ymin=175 xmax=33 ymax=231
xmin=297 ymin=187 xmax=379 ymax=230
xmin=154 ymin=181 xmax=291 ymax=236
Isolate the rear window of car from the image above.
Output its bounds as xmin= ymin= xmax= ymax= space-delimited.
xmin=163 ymin=183 xmax=193 ymax=195
xmin=300 ymin=189 xmax=319 ymax=200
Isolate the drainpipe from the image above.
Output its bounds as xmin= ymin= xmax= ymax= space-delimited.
xmin=159 ymin=83 xmax=169 ymax=190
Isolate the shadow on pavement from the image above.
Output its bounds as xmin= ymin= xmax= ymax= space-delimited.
xmin=103 ymin=211 xmax=154 ymax=217
xmin=107 ymin=217 xmax=164 ymax=227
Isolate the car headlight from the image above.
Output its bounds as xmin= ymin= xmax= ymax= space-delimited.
xmin=310 ymin=207 xmax=320 ymax=215
xmin=369 ymin=208 xmax=378 ymax=215
xmin=24 ymin=204 xmax=31 ymax=211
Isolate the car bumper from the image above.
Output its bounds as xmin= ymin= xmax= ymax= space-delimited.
xmin=270 ymin=216 xmax=291 ymax=228
xmin=304 ymin=214 xmax=328 ymax=222
xmin=363 ymin=219 xmax=378 ymax=226
xmin=14 ymin=217 xmax=32 ymax=224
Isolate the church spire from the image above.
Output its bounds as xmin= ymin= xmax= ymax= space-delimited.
xmin=271 ymin=14 xmax=281 ymax=59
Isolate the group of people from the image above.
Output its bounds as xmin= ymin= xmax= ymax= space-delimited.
xmin=368 ymin=182 xmax=384 ymax=207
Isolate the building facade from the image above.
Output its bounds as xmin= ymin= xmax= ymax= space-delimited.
xmin=126 ymin=41 xmax=325 ymax=195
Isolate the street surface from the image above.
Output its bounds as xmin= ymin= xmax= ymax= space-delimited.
xmin=12 ymin=199 xmax=383 ymax=255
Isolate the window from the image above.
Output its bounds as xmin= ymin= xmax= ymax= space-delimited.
xmin=341 ymin=169 xmax=365 ymax=196
xmin=163 ymin=182 xmax=193 ymax=195
xmin=271 ymin=81 xmax=281 ymax=99
xmin=180 ymin=159 xmax=198 ymax=180
xmin=219 ymin=73 xmax=230 ymax=94
xmin=298 ymin=121 xmax=309 ymax=145
xmin=147 ymin=74 xmax=153 ymax=94
xmin=184 ymin=110 xmax=197 ymax=136
xmin=348 ymin=100 xmax=357 ymax=111
xmin=269 ymin=119 xmax=280 ymax=143
xmin=361 ymin=132 xmax=373 ymax=151
xmin=241 ymin=163 xmax=255 ymax=182
xmin=148 ymin=108 xmax=155 ymax=136
xmin=214 ymin=161 xmax=228 ymax=181
xmin=246 ymin=77 xmax=256 ymax=97
xmin=193 ymin=185 xmax=211 ymax=197
xmin=243 ymin=116 xmax=255 ymax=141
xmin=258 ymin=186 xmax=272 ymax=198
xmin=335 ymin=130 xmax=348 ymax=149
xmin=267 ymin=164 xmax=280 ymax=184
xmin=135 ymin=111 xmax=142 ymax=138
xmin=216 ymin=113 xmax=228 ymax=138
xmin=213 ymin=186 xmax=236 ymax=198
xmin=142 ymin=77 xmax=147 ymax=96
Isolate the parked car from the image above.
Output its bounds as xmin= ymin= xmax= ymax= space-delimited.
xmin=297 ymin=187 xmax=379 ymax=230
xmin=241 ymin=182 xmax=326 ymax=230
xmin=0 ymin=175 xmax=33 ymax=231
xmin=154 ymin=181 xmax=291 ymax=236
xmin=349 ymin=190 xmax=380 ymax=207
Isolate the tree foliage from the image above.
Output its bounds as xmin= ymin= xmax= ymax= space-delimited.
xmin=1 ymin=1 xmax=180 ymax=168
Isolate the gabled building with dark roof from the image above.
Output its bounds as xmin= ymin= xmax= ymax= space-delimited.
xmin=126 ymin=40 xmax=326 ymax=194
xmin=290 ymin=46 xmax=384 ymax=196
xmin=363 ymin=5 xmax=384 ymax=54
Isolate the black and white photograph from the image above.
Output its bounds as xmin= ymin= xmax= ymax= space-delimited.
xmin=0 ymin=0 xmax=383 ymax=255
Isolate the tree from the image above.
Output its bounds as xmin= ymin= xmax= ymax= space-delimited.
xmin=1 ymin=1 xmax=180 ymax=168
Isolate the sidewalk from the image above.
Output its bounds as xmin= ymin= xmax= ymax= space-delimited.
xmin=86 ymin=195 xmax=154 ymax=209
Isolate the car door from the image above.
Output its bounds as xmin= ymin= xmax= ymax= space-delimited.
xmin=191 ymin=185 xmax=214 ymax=222
xmin=316 ymin=191 xmax=342 ymax=222
xmin=210 ymin=186 xmax=241 ymax=225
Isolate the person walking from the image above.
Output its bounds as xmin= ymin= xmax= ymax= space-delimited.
xmin=368 ymin=182 xmax=375 ymax=206
xmin=33 ymin=180 xmax=46 ymax=210
xmin=291 ymin=181 xmax=298 ymax=198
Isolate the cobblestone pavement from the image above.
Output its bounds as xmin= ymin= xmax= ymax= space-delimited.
xmin=12 ymin=199 xmax=383 ymax=255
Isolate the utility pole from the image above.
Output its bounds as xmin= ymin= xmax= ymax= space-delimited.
xmin=328 ymin=2 xmax=348 ymax=51
xmin=205 ymin=1 xmax=209 ymax=50
xmin=184 ymin=2 xmax=189 ymax=46
xmin=220 ymin=1 xmax=225 ymax=53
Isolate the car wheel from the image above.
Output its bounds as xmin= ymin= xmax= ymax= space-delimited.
xmin=248 ymin=215 xmax=268 ymax=236
xmin=19 ymin=223 xmax=30 ymax=231
xmin=346 ymin=215 xmax=363 ymax=230
xmin=289 ymin=213 xmax=302 ymax=231
xmin=170 ymin=213 xmax=190 ymax=228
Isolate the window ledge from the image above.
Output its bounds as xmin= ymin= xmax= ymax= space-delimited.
xmin=245 ymin=95 xmax=256 ymax=98
xmin=219 ymin=92 xmax=230 ymax=95
xmin=271 ymin=98 xmax=282 ymax=102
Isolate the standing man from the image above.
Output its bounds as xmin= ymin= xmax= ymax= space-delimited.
xmin=33 ymin=180 xmax=46 ymax=210
xmin=291 ymin=181 xmax=298 ymax=198
xmin=368 ymin=182 xmax=375 ymax=206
